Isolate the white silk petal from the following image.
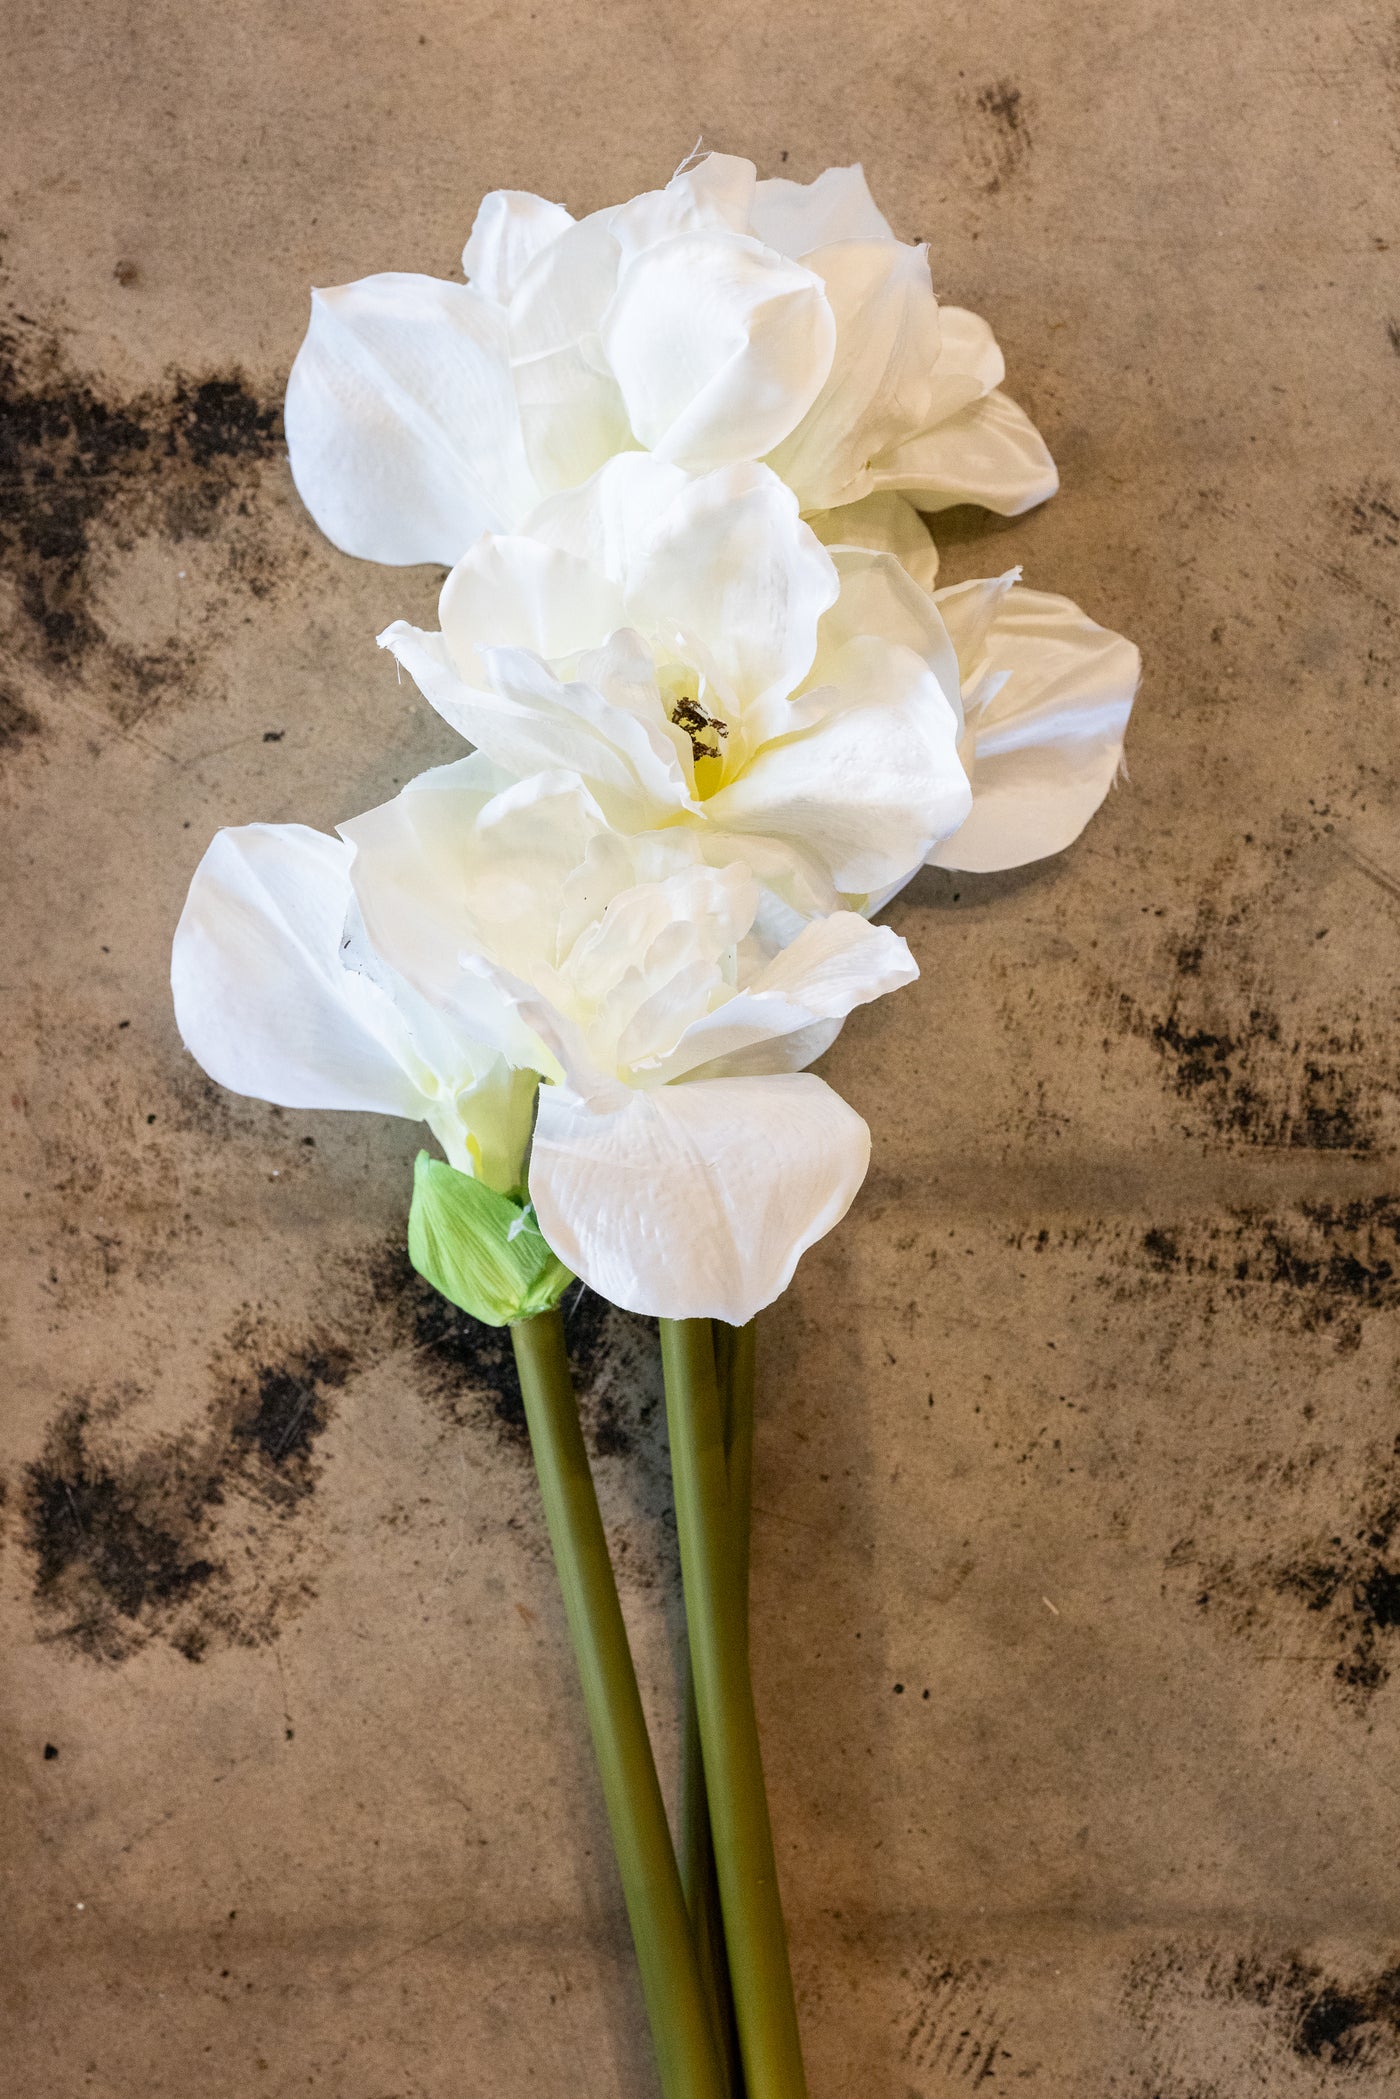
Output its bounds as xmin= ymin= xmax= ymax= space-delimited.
xmin=631 ymin=461 xmax=839 ymax=711
xmin=378 ymin=621 xmax=480 ymax=741
xmin=749 ymin=165 xmax=895 ymax=258
xmin=806 ymin=491 xmax=940 ymax=590
xmin=765 ymin=238 xmax=942 ymax=510
xmin=284 ymin=274 xmax=536 ymax=566
xmin=610 ymin=153 xmax=756 ymax=259
xmin=929 ymin=587 xmax=1140 ymax=872
xmin=871 ymin=387 xmax=1059 ymax=515
xmin=601 ymin=231 xmax=836 ymax=472
xmin=438 ymin=536 xmax=626 ymax=683
xmin=462 ymin=190 xmax=574 ymax=302
xmin=812 ymin=546 xmax=962 ymax=718
xmin=523 ymin=451 xmax=693 ymax=586
xmin=341 ymin=763 xmax=602 ymax=1059
xmin=708 ymin=633 xmax=970 ymax=893
xmin=172 ymin=825 xmax=432 ymax=1118
xmin=508 ymin=212 xmax=634 ymax=495
xmin=529 ymin=1072 xmax=871 ymax=1321
xmin=649 ymin=912 xmax=916 ymax=1082
xmin=932 ymin=570 xmax=1020 ymax=678
xmin=924 ymin=305 xmax=1005 ymax=421
xmin=473 ymin=646 xmax=689 ymax=822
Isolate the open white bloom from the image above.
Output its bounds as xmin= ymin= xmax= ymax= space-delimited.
xmin=286 ymin=152 xmax=1057 ymax=588
xmin=381 ymin=452 xmax=973 ymax=919
xmin=172 ymin=759 xmax=917 ymax=1321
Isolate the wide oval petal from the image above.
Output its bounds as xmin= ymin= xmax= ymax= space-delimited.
xmin=284 ymin=274 xmax=536 ymax=565
xmin=601 ymin=231 xmax=836 ymax=472
xmin=529 ymin=1072 xmax=871 ymax=1320
xmin=871 ymin=387 xmax=1058 ymax=515
xmin=172 ymin=825 xmax=432 ymax=1117
xmin=765 ymin=238 xmax=942 ymax=510
xmin=630 ymin=461 xmax=839 ymax=714
xmin=438 ymin=535 xmax=626 ymax=684
xmin=929 ymin=584 xmax=1140 ymax=871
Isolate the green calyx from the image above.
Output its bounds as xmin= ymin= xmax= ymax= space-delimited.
xmin=407 ymin=1151 xmax=573 ymax=1328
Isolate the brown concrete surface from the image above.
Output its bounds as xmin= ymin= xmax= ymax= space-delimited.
xmin=3 ymin=2 xmax=1399 ymax=2092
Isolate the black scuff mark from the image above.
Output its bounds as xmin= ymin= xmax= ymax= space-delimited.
xmin=1167 ymin=1428 xmax=1400 ymax=1706
xmin=0 ymin=312 xmax=290 ymax=735
xmin=24 ymin=1344 xmax=347 ymax=1665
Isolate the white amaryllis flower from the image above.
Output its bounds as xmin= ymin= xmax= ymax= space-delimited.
xmin=171 ymin=761 xmax=918 ymax=1322
xmin=285 ymin=152 xmax=1056 ymax=589
xmin=380 ymin=452 xmax=973 ymax=919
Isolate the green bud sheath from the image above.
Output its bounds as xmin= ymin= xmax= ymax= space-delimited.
xmin=407 ymin=1152 xmax=573 ymax=1326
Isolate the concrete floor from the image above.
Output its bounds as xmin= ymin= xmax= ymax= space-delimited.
xmin=3 ymin=1 xmax=1399 ymax=2092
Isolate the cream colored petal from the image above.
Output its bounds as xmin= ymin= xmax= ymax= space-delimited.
xmin=529 ymin=1072 xmax=871 ymax=1321
xmin=870 ymin=387 xmax=1058 ymax=515
xmin=806 ymin=491 xmax=940 ymax=590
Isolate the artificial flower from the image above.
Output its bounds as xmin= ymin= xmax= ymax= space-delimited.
xmin=171 ymin=761 xmax=918 ymax=1322
xmin=380 ymin=451 xmax=972 ymax=919
xmin=285 ymin=152 xmax=1056 ymax=584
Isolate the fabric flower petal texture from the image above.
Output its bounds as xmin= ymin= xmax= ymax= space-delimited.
xmin=172 ymin=760 xmax=918 ymax=1323
xmin=284 ymin=153 xmax=1057 ymax=580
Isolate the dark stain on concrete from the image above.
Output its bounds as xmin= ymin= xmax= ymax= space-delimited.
xmin=963 ymin=80 xmax=1032 ymax=192
xmin=0 ymin=314 xmax=287 ymax=731
xmin=1168 ymin=1430 xmax=1400 ymax=1706
xmin=1112 ymin=1196 xmax=1400 ymax=1350
xmin=1339 ymin=478 xmax=1400 ymax=551
xmin=1127 ymin=1941 xmax=1400 ymax=2076
xmin=900 ymin=1956 xmax=1008 ymax=2082
xmin=1112 ymin=870 xmax=1389 ymax=1153
xmin=379 ymin=1251 xmax=658 ymax=1463
xmin=24 ymin=1342 xmax=346 ymax=1664
xmin=0 ymin=682 xmax=42 ymax=751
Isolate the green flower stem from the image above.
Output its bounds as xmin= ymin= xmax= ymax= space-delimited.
xmin=661 ymin=1318 xmax=808 ymax=2099
xmin=679 ymin=1319 xmax=756 ymax=2096
xmin=510 ymin=1309 xmax=727 ymax=2099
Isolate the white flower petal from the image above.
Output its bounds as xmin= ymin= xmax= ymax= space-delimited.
xmin=462 ymin=190 xmax=574 ymax=302
xmin=342 ymin=763 xmax=602 ymax=1060
xmin=929 ymin=586 xmax=1140 ymax=872
xmin=609 ymin=153 xmax=756 ymax=259
xmin=523 ymin=451 xmax=693 ymax=584
xmin=749 ymin=164 xmax=895 ymax=257
xmin=631 ymin=461 xmax=839 ymax=713
xmin=806 ymin=491 xmax=940 ymax=590
xmin=529 ymin=1072 xmax=871 ymax=1320
xmin=766 ymin=238 xmax=942 ymax=509
xmin=378 ymin=620 xmax=479 ymax=740
xmin=284 ymin=274 xmax=536 ymax=566
xmin=473 ymin=645 xmax=689 ymax=822
xmin=924 ymin=305 xmax=1005 ymax=420
xmin=601 ymin=231 xmax=835 ymax=472
xmin=707 ymin=633 xmax=970 ymax=892
xmin=650 ymin=912 xmax=916 ymax=1081
xmin=172 ymin=825 xmax=432 ymax=1117
xmin=813 ymin=546 xmax=962 ymax=720
xmin=871 ymin=387 xmax=1058 ymax=515
xmin=438 ymin=535 xmax=626 ymax=683
xmin=508 ymin=212 xmax=634 ymax=495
